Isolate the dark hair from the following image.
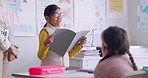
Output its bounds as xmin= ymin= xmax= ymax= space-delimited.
xmin=44 ymin=4 xmax=60 ymax=27
xmin=99 ymin=26 xmax=138 ymax=70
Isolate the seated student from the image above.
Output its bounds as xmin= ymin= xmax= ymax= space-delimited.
xmin=37 ymin=4 xmax=87 ymax=67
xmin=94 ymin=26 xmax=138 ymax=78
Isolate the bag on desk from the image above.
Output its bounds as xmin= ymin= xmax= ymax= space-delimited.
xmin=29 ymin=65 xmax=66 ymax=75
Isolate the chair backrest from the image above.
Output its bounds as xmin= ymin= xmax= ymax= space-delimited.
xmin=121 ymin=70 xmax=148 ymax=78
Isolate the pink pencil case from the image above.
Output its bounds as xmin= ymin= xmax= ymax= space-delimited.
xmin=29 ymin=65 xmax=66 ymax=75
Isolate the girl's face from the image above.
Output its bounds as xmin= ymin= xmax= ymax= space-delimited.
xmin=46 ymin=9 xmax=63 ymax=27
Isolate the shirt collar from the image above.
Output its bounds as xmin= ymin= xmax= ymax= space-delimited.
xmin=47 ymin=23 xmax=59 ymax=29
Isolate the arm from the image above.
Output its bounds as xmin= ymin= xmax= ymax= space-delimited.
xmin=0 ymin=5 xmax=18 ymax=61
xmin=37 ymin=29 xmax=49 ymax=60
xmin=69 ymin=36 xmax=87 ymax=59
xmin=0 ymin=32 xmax=11 ymax=52
xmin=37 ymin=29 xmax=54 ymax=60
xmin=0 ymin=5 xmax=13 ymax=52
xmin=0 ymin=31 xmax=19 ymax=62
xmin=68 ymin=44 xmax=83 ymax=59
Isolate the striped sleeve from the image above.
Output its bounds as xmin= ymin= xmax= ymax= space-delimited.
xmin=0 ymin=32 xmax=11 ymax=52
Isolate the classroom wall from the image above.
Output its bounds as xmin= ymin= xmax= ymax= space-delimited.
xmin=92 ymin=0 xmax=130 ymax=47
xmin=129 ymin=0 xmax=148 ymax=46
xmin=106 ymin=0 xmax=129 ymax=33
xmin=9 ymin=1 xmax=148 ymax=78
xmin=9 ymin=0 xmax=129 ymax=74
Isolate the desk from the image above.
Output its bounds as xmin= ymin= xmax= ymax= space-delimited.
xmin=12 ymin=70 xmax=94 ymax=78
xmin=121 ymin=70 xmax=148 ymax=78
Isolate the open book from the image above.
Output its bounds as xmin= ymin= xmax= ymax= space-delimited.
xmin=49 ymin=29 xmax=90 ymax=56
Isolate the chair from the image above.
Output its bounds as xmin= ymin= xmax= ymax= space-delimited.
xmin=121 ymin=70 xmax=148 ymax=78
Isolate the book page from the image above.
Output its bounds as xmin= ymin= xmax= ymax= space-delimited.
xmin=67 ymin=30 xmax=90 ymax=53
xmin=49 ymin=29 xmax=76 ymax=56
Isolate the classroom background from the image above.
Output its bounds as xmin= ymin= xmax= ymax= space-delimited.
xmin=3 ymin=0 xmax=148 ymax=78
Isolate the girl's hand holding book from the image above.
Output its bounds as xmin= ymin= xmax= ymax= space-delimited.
xmin=44 ymin=34 xmax=55 ymax=47
xmin=79 ymin=36 xmax=87 ymax=46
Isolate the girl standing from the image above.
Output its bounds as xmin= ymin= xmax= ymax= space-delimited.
xmin=37 ymin=4 xmax=86 ymax=67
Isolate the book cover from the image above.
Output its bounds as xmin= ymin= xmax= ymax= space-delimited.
xmin=49 ymin=29 xmax=90 ymax=56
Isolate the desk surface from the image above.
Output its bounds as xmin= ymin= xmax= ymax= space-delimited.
xmin=12 ymin=70 xmax=94 ymax=78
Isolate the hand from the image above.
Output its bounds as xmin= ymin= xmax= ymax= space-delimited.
xmin=7 ymin=45 xmax=19 ymax=62
xmin=44 ymin=34 xmax=55 ymax=47
xmin=79 ymin=36 xmax=87 ymax=46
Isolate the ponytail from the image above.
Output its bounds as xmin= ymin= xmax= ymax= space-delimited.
xmin=44 ymin=23 xmax=47 ymax=27
xmin=126 ymin=51 xmax=138 ymax=71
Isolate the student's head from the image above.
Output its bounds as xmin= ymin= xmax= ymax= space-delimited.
xmin=101 ymin=26 xmax=130 ymax=56
xmin=100 ymin=26 xmax=138 ymax=70
xmin=44 ymin=4 xmax=63 ymax=27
